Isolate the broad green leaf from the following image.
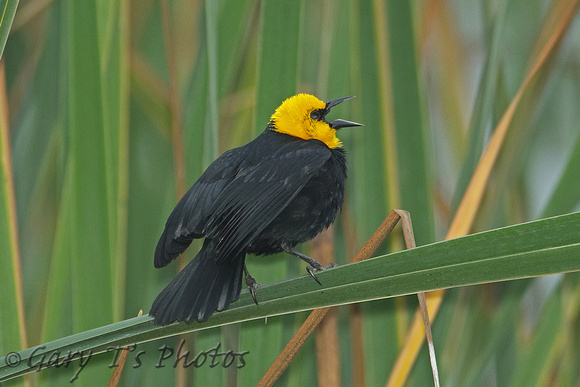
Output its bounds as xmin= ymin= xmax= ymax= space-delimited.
xmin=2 ymin=212 xmax=579 ymax=383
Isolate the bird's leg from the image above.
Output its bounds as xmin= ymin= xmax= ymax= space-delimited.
xmin=281 ymin=245 xmax=337 ymax=285
xmin=244 ymin=264 xmax=260 ymax=305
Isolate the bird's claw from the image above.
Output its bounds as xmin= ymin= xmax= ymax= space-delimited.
xmin=245 ymin=274 xmax=261 ymax=305
xmin=306 ymin=262 xmax=337 ymax=285
xmin=249 ymin=284 xmax=260 ymax=305
xmin=306 ymin=266 xmax=322 ymax=285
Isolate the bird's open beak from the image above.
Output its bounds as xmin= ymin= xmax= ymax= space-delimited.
xmin=325 ymin=96 xmax=363 ymax=129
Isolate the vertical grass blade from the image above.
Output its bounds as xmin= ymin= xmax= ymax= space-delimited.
xmin=204 ymin=0 xmax=219 ymax=161
xmin=384 ymin=1 xmax=436 ymax=382
xmin=65 ymin=0 xmax=114 ymax=383
xmin=0 ymin=0 xmax=19 ymax=59
xmin=253 ymin=0 xmax=301 ymax=132
xmin=0 ymin=0 xmax=25 ymax=363
xmin=0 ymin=61 xmax=27 ymax=358
xmin=386 ymin=0 xmax=434 ymax=247
xmin=354 ymin=0 xmax=389 ymax=248
xmin=507 ymin=288 xmax=563 ymax=387
xmin=355 ymin=1 xmax=398 ymax=386
xmin=39 ymin=166 xmax=75 ymax=385
xmin=97 ymin=0 xmax=130 ymax=323
xmin=541 ymin=132 xmax=580 ymax=217
xmin=450 ymin=0 xmax=508 ymax=213
xmin=67 ymin=0 xmax=112 ymax=328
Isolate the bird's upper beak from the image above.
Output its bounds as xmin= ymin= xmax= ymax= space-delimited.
xmin=324 ymin=96 xmax=363 ymax=129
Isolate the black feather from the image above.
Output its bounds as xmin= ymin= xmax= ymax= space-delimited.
xmin=150 ymin=239 xmax=245 ymax=325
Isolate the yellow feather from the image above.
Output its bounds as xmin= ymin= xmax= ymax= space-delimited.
xmin=270 ymin=94 xmax=342 ymax=149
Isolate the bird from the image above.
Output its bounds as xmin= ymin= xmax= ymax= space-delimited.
xmin=150 ymin=93 xmax=362 ymax=325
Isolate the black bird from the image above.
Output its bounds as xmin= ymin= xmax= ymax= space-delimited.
xmin=150 ymin=94 xmax=361 ymax=325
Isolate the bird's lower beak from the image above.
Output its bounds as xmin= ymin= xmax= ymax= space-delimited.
xmin=329 ymin=119 xmax=364 ymax=129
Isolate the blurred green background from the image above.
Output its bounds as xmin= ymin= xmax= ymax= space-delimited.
xmin=1 ymin=0 xmax=579 ymax=385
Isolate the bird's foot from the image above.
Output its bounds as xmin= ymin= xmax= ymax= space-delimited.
xmin=244 ymin=265 xmax=260 ymax=305
xmin=306 ymin=262 xmax=338 ymax=285
xmin=246 ymin=277 xmax=260 ymax=305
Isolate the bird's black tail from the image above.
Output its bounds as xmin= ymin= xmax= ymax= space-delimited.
xmin=150 ymin=239 xmax=245 ymax=325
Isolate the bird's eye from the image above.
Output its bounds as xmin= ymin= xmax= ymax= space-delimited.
xmin=310 ymin=110 xmax=321 ymax=120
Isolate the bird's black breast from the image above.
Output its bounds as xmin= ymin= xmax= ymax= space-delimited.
xmin=246 ymin=145 xmax=347 ymax=255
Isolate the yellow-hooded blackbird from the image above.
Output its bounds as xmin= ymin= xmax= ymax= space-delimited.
xmin=150 ymin=94 xmax=361 ymax=325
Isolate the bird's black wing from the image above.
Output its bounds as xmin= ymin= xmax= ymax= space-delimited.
xmin=204 ymin=140 xmax=332 ymax=263
xmin=154 ymin=148 xmax=247 ymax=268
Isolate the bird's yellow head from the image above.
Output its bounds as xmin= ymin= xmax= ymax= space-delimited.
xmin=270 ymin=94 xmax=362 ymax=149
